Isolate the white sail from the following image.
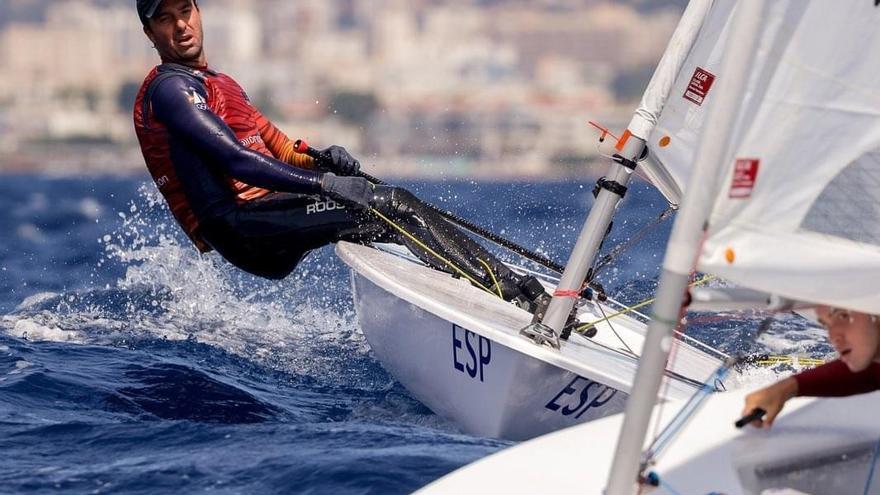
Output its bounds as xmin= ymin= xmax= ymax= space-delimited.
xmin=421 ymin=2 xmax=880 ymax=492
xmin=626 ymin=0 xmax=716 ymax=206
xmin=607 ymin=1 xmax=768 ymax=491
xmin=611 ymin=1 xmax=880 ymax=492
xmin=694 ymin=1 xmax=880 ymax=314
xmin=643 ymin=0 xmax=736 ymax=194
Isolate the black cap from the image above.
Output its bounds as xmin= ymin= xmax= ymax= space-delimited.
xmin=137 ymin=0 xmax=163 ymax=24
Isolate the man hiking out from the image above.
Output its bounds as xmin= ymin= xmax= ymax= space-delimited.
xmin=133 ymin=0 xmax=553 ymax=317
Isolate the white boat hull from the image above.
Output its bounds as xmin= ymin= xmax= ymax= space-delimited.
xmin=353 ymin=266 xmax=627 ymax=440
xmin=419 ymin=388 xmax=880 ymax=494
xmin=338 ymin=242 xmax=727 ymax=440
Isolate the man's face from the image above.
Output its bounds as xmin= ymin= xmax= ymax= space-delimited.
xmin=143 ymin=0 xmax=205 ymax=66
xmin=818 ymin=305 xmax=880 ymax=372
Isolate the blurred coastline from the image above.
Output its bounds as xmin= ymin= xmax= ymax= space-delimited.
xmin=0 ymin=0 xmax=685 ymax=178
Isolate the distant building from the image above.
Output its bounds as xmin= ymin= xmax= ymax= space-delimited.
xmin=0 ymin=0 xmax=682 ymax=175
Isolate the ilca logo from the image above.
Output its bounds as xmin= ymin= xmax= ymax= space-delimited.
xmin=186 ymin=87 xmax=208 ymax=110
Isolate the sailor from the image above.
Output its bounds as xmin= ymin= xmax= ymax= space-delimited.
xmin=741 ymin=306 xmax=880 ymax=428
xmin=133 ymin=0 xmax=550 ymax=311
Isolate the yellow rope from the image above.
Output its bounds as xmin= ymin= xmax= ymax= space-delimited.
xmin=369 ymin=212 xmax=827 ymax=369
xmin=753 ymin=356 xmax=825 ymax=367
xmin=575 ymin=274 xmax=718 ymax=334
xmin=572 ymin=274 xmax=827 ymax=368
xmin=477 ymin=258 xmax=504 ymax=299
xmin=369 ymin=208 xmax=496 ymax=296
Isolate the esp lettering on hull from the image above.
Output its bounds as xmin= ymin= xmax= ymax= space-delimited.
xmin=545 ymin=375 xmax=618 ymax=419
xmin=452 ymin=324 xmax=491 ymax=382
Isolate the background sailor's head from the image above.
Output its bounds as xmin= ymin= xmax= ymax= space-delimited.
xmin=816 ymin=306 xmax=880 ymax=372
xmin=138 ymin=0 xmax=206 ymax=67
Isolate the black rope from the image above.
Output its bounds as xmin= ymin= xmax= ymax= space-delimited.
xmin=593 ymin=205 xmax=675 ymax=277
xmin=297 ymin=140 xmax=567 ymax=274
xmin=363 ymin=170 xmax=567 ymax=274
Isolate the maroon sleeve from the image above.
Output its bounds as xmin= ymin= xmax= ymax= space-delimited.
xmin=795 ymin=360 xmax=880 ymax=397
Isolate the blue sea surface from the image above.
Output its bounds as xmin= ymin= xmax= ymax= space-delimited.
xmin=0 ymin=174 xmax=828 ymax=494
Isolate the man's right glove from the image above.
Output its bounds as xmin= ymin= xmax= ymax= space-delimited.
xmin=318 ymin=145 xmax=361 ymax=176
xmin=321 ymin=173 xmax=374 ymax=210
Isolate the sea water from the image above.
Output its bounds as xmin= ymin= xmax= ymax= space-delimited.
xmin=0 ymin=175 xmax=830 ymax=494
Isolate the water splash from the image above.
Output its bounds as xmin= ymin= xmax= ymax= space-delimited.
xmin=2 ymin=184 xmax=383 ymax=389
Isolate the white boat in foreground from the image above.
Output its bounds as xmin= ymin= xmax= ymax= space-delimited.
xmin=423 ymin=0 xmax=880 ymax=492
xmin=419 ymin=389 xmax=880 ymax=494
xmin=338 ymin=242 xmax=726 ymax=440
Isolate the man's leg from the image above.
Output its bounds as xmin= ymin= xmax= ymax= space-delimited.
xmin=199 ymin=193 xmax=387 ymax=279
xmin=371 ymin=187 xmax=551 ymax=314
xmin=201 ymin=190 xmax=555 ymax=323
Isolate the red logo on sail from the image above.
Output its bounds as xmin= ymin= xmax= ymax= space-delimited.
xmin=729 ymin=159 xmax=760 ymax=198
xmin=684 ymin=67 xmax=716 ymax=106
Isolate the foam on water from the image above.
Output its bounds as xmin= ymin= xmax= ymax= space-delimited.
xmin=1 ymin=185 xmax=381 ymax=391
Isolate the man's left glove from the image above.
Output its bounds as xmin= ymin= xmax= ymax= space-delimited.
xmin=321 ymin=173 xmax=374 ymax=210
xmin=319 ymin=145 xmax=361 ymax=176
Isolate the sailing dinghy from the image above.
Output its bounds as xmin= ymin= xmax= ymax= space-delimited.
xmin=338 ymin=242 xmax=722 ymax=440
xmin=337 ymin=0 xmax=741 ymax=441
xmin=421 ymin=0 xmax=880 ymax=492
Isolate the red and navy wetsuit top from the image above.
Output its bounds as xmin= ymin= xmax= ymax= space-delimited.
xmin=133 ymin=63 xmax=321 ymax=252
xmin=795 ymin=359 xmax=880 ymax=397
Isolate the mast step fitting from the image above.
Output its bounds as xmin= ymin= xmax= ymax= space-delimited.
xmin=519 ymin=322 xmax=561 ymax=349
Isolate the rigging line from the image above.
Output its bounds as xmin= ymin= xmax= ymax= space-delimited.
xmin=649 ymin=228 xmax=712 ymax=459
xmin=656 ymin=475 xmax=686 ymax=495
xmin=640 ymin=316 xmax=777 ymax=473
xmin=477 ymin=258 xmax=504 ymax=299
xmin=593 ymin=205 xmax=676 ymax=277
xmin=750 ymin=355 xmax=825 ymax=367
xmin=574 ymin=330 xmax=706 ymax=389
xmin=597 ymin=299 xmax=636 ymax=356
xmin=642 ymin=363 xmax=735 ymax=470
xmin=599 ymin=293 xmax=731 ymax=362
xmin=863 ymin=437 xmax=880 ymax=495
xmin=648 ymin=306 xmax=693 ymax=455
xmin=575 ymin=274 xmax=718 ymax=334
xmin=575 ymin=276 xmax=831 ymax=369
xmin=370 ymin=208 xmax=498 ymax=297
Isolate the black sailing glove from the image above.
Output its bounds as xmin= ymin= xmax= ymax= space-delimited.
xmin=321 ymin=173 xmax=374 ymax=210
xmin=318 ymin=145 xmax=361 ymax=176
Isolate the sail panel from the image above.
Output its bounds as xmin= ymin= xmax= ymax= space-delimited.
xmin=802 ymin=151 xmax=880 ymax=247
xmin=645 ymin=0 xmax=737 ymax=193
xmin=698 ymin=1 xmax=880 ymax=313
